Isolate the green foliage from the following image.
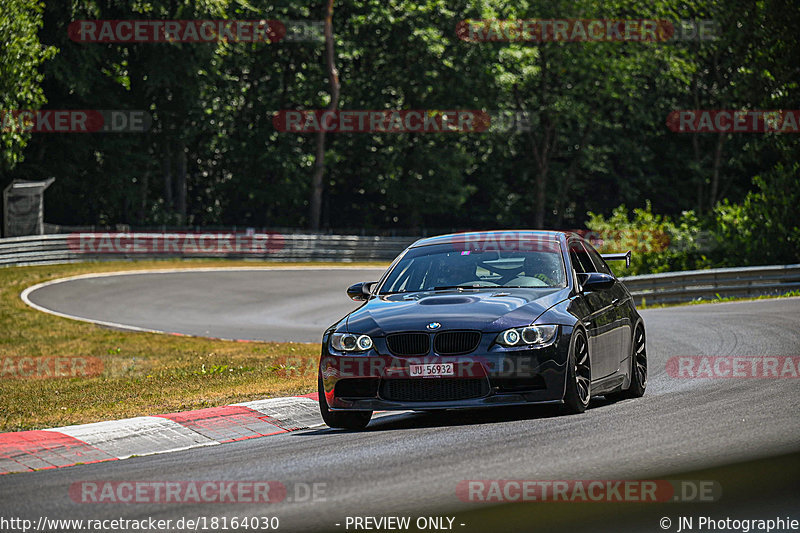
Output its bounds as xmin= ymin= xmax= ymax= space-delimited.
xmin=586 ymin=201 xmax=711 ymax=276
xmin=0 ymin=0 xmax=57 ymax=172
xmin=588 ymin=162 xmax=800 ymax=275
xmin=0 ymin=0 xmax=797 ymax=260
xmin=711 ymin=162 xmax=800 ymax=266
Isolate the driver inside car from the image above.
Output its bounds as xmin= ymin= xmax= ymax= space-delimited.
xmin=433 ymin=258 xmax=478 ymax=287
xmin=510 ymin=253 xmax=561 ymax=287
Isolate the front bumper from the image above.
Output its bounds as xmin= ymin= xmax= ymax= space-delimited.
xmin=320 ymin=327 xmax=572 ymax=411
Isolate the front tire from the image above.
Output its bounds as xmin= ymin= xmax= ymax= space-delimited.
xmin=562 ymin=329 xmax=591 ymax=414
xmin=318 ymin=375 xmax=372 ymax=430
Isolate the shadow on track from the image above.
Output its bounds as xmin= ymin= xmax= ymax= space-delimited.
xmin=299 ymin=397 xmax=617 ymax=435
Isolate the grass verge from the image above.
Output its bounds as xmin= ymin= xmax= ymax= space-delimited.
xmin=637 ymin=289 xmax=800 ymax=309
xmin=0 ymin=259 xmax=386 ymax=432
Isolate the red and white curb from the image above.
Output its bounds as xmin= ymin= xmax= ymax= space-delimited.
xmin=0 ymin=393 xmax=324 ymax=475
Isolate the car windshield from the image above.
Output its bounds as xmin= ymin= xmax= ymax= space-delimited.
xmin=379 ymin=242 xmax=566 ymax=294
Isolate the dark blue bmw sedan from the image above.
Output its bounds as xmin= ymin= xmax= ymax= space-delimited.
xmin=318 ymin=230 xmax=647 ymax=429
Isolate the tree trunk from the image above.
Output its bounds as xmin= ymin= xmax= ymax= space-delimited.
xmin=534 ymin=162 xmax=548 ymax=229
xmin=176 ymin=140 xmax=187 ymax=225
xmin=707 ymin=50 xmax=727 ymax=211
xmin=513 ymin=49 xmax=557 ymax=230
xmin=708 ymin=132 xmax=725 ymax=210
xmin=554 ymin=124 xmax=591 ymax=228
xmin=309 ymin=0 xmax=340 ymax=231
xmin=138 ymin=171 xmax=148 ymax=224
xmin=163 ymin=140 xmax=173 ymax=212
xmin=691 ymin=73 xmax=704 ymax=214
xmin=533 ymin=113 xmax=557 ymax=229
xmin=692 ymin=134 xmax=703 ymax=213
xmin=310 ymin=130 xmax=326 ymax=231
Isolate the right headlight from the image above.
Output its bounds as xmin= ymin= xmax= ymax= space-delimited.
xmin=496 ymin=325 xmax=558 ymax=347
xmin=330 ymin=332 xmax=374 ymax=352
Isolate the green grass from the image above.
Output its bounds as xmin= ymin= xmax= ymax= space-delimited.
xmin=637 ymin=289 xmax=800 ymax=309
xmin=0 ymin=259 xmax=387 ymax=432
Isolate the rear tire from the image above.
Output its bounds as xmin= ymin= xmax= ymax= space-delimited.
xmin=606 ymin=325 xmax=647 ymax=401
xmin=562 ymin=329 xmax=591 ymax=414
xmin=318 ymin=375 xmax=372 ymax=430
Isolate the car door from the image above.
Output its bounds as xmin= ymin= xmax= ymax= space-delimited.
xmin=568 ymin=239 xmax=618 ymax=379
xmin=584 ymin=241 xmax=632 ymax=374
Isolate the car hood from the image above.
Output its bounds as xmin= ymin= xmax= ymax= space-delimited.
xmin=345 ymin=288 xmax=569 ymax=335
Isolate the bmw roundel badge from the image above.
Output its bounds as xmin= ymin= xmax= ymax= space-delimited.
xmin=426 ymin=322 xmax=441 ymax=330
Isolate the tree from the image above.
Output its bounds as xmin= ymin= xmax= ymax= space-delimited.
xmin=0 ymin=0 xmax=56 ymax=174
xmin=309 ymin=0 xmax=340 ymax=231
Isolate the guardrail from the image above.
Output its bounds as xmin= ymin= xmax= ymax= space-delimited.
xmin=2 ymin=233 xmax=798 ymax=305
xmin=0 ymin=233 xmax=416 ymax=266
xmin=620 ymin=264 xmax=800 ymax=305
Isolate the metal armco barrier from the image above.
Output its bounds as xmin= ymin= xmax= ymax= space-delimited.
xmin=620 ymin=264 xmax=800 ymax=305
xmin=1 ymin=233 xmax=798 ymax=305
xmin=0 ymin=233 xmax=415 ymax=266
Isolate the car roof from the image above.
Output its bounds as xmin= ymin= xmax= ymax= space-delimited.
xmin=409 ymin=230 xmax=574 ymax=248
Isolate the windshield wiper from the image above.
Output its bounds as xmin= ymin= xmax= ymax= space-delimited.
xmin=493 ymin=285 xmax=551 ymax=289
xmin=381 ymin=285 xmax=490 ymax=294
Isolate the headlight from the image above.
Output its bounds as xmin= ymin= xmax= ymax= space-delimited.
xmin=502 ymin=329 xmax=521 ymax=345
xmin=496 ymin=325 xmax=558 ymax=347
xmin=330 ymin=333 xmax=373 ymax=352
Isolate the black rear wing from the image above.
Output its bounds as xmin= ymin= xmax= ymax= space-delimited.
xmin=601 ymin=251 xmax=631 ymax=268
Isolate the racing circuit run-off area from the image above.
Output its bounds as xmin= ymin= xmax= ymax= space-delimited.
xmin=1 ymin=1 xmax=799 ymax=532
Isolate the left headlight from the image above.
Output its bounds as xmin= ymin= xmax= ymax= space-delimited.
xmin=496 ymin=325 xmax=558 ymax=347
xmin=330 ymin=332 xmax=374 ymax=352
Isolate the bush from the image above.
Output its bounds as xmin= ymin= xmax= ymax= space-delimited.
xmin=710 ymin=162 xmax=800 ymax=267
xmin=585 ymin=202 xmax=711 ymax=276
xmin=585 ymin=163 xmax=800 ymax=276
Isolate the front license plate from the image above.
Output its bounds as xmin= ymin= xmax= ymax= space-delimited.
xmin=409 ymin=363 xmax=454 ymax=377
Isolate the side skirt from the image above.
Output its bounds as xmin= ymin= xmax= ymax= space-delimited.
xmin=590 ymin=373 xmax=626 ymax=396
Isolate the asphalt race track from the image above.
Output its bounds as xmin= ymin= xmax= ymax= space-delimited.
xmin=6 ymin=269 xmax=800 ymax=532
xmin=23 ymin=268 xmax=386 ymax=342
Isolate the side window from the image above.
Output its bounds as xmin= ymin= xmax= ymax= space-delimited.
xmin=568 ymin=240 xmax=595 ymax=274
xmin=583 ymin=241 xmax=614 ymax=275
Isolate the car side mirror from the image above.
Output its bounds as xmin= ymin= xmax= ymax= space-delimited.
xmin=578 ymin=272 xmax=616 ymax=292
xmin=347 ymin=281 xmax=375 ymax=301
